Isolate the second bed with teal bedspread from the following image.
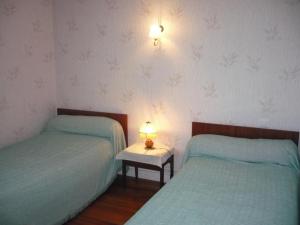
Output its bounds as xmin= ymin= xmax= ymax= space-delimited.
xmin=0 ymin=115 xmax=126 ymax=225
xmin=126 ymin=135 xmax=299 ymax=225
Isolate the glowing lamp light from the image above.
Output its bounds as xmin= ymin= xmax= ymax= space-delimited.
xmin=139 ymin=121 xmax=157 ymax=149
xmin=149 ymin=24 xmax=164 ymax=46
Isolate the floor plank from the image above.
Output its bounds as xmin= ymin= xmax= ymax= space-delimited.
xmin=65 ymin=176 xmax=160 ymax=225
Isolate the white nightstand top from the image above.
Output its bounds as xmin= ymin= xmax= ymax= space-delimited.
xmin=116 ymin=142 xmax=174 ymax=167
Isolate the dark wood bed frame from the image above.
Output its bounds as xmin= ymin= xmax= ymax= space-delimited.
xmin=57 ymin=108 xmax=128 ymax=146
xmin=192 ymin=122 xmax=299 ymax=146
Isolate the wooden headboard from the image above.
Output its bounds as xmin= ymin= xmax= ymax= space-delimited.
xmin=57 ymin=108 xmax=128 ymax=146
xmin=192 ymin=122 xmax=299 ymax=146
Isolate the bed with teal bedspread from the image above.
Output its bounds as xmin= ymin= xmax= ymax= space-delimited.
xmin=0 ymin=115 xmax=126 ymax=225
xmin=125 ymin=135 xmax=299 ymax=225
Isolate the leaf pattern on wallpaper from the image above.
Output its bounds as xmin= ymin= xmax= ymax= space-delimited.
xmin=141 ymin=65 xmax=153 ymax=79
xmin=152 ymin=101 xmax=166 ymax=115
xmin=97 ymin=82 xmax=108 ymax=96
xmin=190 ymin=109 xmax=202 ymax=122
xmin=139 ymin=0 xmax=152 ymax=15
xmin=69 ymin=74 xmax=79 ymax=87
xmin=121 ymin=90 xmax=134 ymax=104
xmin=58 ymin=41 xmax=69 ymax=55
xmin=163 ymin=134 xmax=181 ymax=149
xmin=259 ymin=97 xmax=276 ymax=114
xmin=105 ymin=0 xmax=119 ymax=10
xmin=61 ymin=97 xmax=70 ymax=108
xmin=7 ymin=66 xmax=20 ymax=81
xmin=191 ymin=44 xmax=203 ymax=62
xmin=203 ymin=15 xmax=221 ymax=30
xmin=153 ymin=46 xmax=166 ymax=56
xmin=1 ymin=0 xmax=56 ymax=148
xmin=34 ymin=77 xmax=46 ymax=89
xmin=0 ymin=97 xmax=9 ymax=112
xmin=96 ymin=24 xmax=107 ymax=39
xmin=167 ymin=72 xmax=183 ymax=88
xmin=0 ymin=0 xmax=16 ymax=16
xmin=0 ymin=34 xmax=4 ymax=47
xmin=77 ymin=0 xmax=87 ymax=4
xmin=220 ymin=52 xmax=238 ymax=68
xmin=173 ymin=134 xmax=182 ymax=147
xmin=43 ymin=52 xmax=53 ymax=63
xmin=41 ymin=0 xmax=51 ymax=7
xmin=32 ymin=19 xmax=43 ymax=33
xmin=13 ymin=127 xmax=26 ymax=141
xmin=24 ymin=44 xmax=33 ymax=57
xmin=169 ymin=4 xmax=184 ymax=18
xmin=265 ymin=25 xmax=281 ymax=41
xmin=46 ymin=103 xmax=56 ymax=118
xmin=85 ymin=106 xmax=94 ymax=111
xmin=202 ymin=82 xmax=218 ymax=98
xmin=284 ymin=0 xmax=300 ymax=6
xmin=279 ymin=66 xmax=300 ymax=81
xmin=106 ymin=57 xmax=120 ymax=71
xmin=27 ymin=102 xmax=39 ymax=115
xmin=246 ymin=56 xmax=261 ymax=72
xmin=120 ymin=30 xmax=135 ymax=44
xmin=79 ymin=49 xmax=93 ymax=62
xmin=67 ymin=19 xmax=79 ymax=32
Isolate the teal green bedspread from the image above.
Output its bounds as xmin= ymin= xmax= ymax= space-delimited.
xmin=126 ymin=157 xmax=299 ymax=225
xmin=0 ymin=131 xmax=119 ymax=225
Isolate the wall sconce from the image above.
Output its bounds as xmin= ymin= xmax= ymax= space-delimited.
xmin=149 ymin=24 xmax=164 ymax=46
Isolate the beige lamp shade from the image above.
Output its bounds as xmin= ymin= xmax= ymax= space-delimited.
xmin=139 ymin=121 xmax=157 ymax=139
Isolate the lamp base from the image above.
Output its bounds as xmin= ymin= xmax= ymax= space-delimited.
xmin=145 ymin=138 xmax=154 ymax=149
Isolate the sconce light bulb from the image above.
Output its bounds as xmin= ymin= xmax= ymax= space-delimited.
xmin=149 ymin=24 xmax=164 ymax=38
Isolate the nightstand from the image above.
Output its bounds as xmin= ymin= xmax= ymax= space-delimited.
xmin=116 ymin=142 xmax=174 ymax=187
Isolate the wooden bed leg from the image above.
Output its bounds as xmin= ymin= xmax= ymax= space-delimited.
xmin=122 ymin=161 xmax=126 ymax=187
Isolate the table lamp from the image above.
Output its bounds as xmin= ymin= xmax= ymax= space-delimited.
xmin=139 ymin=121 xmax=157 ymax=149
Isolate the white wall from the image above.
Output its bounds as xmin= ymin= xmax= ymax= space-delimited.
xmin=0 ymin=0 xmax=57 ymax=148
xmin=53 ymin=0 xmax=300 ymax=174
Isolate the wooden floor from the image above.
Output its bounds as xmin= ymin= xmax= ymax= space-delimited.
xmin=65 ymin=176 xmax=160 ymax=225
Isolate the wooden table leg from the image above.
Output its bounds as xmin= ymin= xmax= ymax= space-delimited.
xmin=122 ymin=161 xmax=126 ymax=187
xmin=170 ymin=155 xmax=174 ymax=178
xmin=135 ymin=166 xmax=138 ymax=179
xmin=160 ymin=168 xmax=164 ymax=187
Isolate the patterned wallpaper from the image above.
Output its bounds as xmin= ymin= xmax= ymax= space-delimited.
xmin=1 ymin=0 xmax=299 ymax=175
xmin=53 ymin=0 xmax=300 ymax=170
xmin=0 ymin=0 xmax=56 ymax=148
